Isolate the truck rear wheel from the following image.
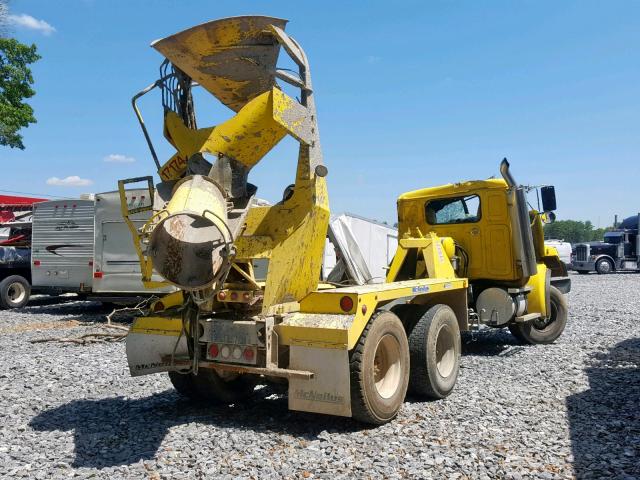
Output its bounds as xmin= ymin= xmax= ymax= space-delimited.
xmin=168 ymin=371 xmax=199 ymax=399
xmin=508 ymin=286 xmax=567 ymax=344
xmin=169 ymin=369 xmax=257 ymax=404
xmin=408 ymin=304 xmax=461 ymax=399
xmin=0 ymin=275 xmax=31 ymax=309
xmin=349 ymin=311 xmax=410 ymax=424
xmin=193 ymin=369 xmax=257 ymax=404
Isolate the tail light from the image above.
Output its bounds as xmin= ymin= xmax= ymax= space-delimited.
xmin=209 ymin=343 xmax=219 ymax=358
xmin=243 ymin=347 xmax=255 ymax=361
xmin=340 ymin=295 xmax=354 ymax=312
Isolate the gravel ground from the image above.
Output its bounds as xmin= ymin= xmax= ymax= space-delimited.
xmin=0 ymin=273 xmax=638 ymax=479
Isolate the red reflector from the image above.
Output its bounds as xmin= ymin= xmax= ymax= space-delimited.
xmin=94 ymin=272 xmax=103 ymax=278
xmin=243 ymin=292 xmax=251 ymax=300
xmin=218 ymin=291 xmax=227 ymax=300
xmin=243 ymin=347 xmax=254 ymax=361
xmin=340 ymin=296 xmax=354 ymax=312
xmin=33 ymin=260 xmax=41 ymax=266
xmin=362 ymin=304 xmax=368 ymax=315
xmin=209 ymin=344 xmax=219 ymax=358
xmin=152 ymin=301 xmax=165 ymax=312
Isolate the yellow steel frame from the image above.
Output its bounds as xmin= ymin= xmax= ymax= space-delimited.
xmin=278 ymin=278 xmax=468 ymax=350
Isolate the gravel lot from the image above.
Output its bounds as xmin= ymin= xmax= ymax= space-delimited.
xmin=0 ymin=273 xmax=638 ymax=479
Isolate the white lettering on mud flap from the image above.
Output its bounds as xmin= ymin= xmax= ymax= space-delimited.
xmin=288 ymin=346 xmax=351 ymax=417
xmin=126 ymin=332 xmax=188 ymax=376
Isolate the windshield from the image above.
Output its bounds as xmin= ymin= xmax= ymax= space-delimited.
xmin=604 ymin=232 xmax=623 ymax=244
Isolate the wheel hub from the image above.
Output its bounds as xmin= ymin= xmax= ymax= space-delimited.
xmin=373 ymin=334 xmax=401 ymax=399
xmin=435 ymin=325 xmax=455 ymax=378
xmin=7 ymin=282 xmax=26 ymax=304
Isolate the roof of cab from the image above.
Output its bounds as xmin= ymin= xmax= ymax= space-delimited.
xmin=398 ymin=178 xmax=508 ymax=202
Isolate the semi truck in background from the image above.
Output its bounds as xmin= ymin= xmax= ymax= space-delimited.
xmin=572 ymin=214 xmax=640 ymax=274
xmin=0 ymin=189 xmax=174 ymax=309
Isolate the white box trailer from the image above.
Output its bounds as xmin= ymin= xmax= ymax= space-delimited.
xmin=28 ymin=189 xmax=173 ymax=304
xmin=31 ymin=199 xmax=95 ymax=290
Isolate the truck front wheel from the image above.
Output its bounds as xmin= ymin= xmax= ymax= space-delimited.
xmin=508 ymin=286 xmax=568 ymax=344
xmin=596 ymin=258 xmax=614 ymax=274
xmin=408 ymin=304 xmax=461 ymax=399
xmin=350 ymin=311 xmax=410 ymax=424
xmin=0 ymin=275 xmax=31 ymax=309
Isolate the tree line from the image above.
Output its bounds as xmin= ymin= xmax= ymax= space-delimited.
xmin=543 ymin=220 xmax=613 ymax=244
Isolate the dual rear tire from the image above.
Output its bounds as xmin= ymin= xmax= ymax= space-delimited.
xmin=350 ymin=305 xmax=461 ymax=424
xmin=169 ymin=369 xmax=257 ymax=404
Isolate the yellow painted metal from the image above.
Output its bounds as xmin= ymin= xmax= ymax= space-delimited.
xmin=150 ymin=291 xmax=184 ymax=312
xmin=163 ymin=175 xmax=227 ymax=222
xmin=525 ymin=263 xmax=549 ymax=317
xmin=529 ymin=210 xmax=546 ymax=260
xmin=285 ymin=278 xmax=468 ymax=350
xmin=235 ymin=158 xmax=329 ymax=313
xmin=130 ymin=316 xmax=183 ymax=336
xmin=151 ymin=16 xmax=287 ymax=112
xmin=397 ymin=178 xmax=523 ymax=282
xmin=441 ymin=236 xmax=456 ymax=259
xmin=159 ymin=89 xmax=289 ymax=181
xmin=387 ymin=233 xmax=456 ymax=282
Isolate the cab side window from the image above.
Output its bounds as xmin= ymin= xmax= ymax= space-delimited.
xmin=425 ymin=195 xmax=481 ymax=225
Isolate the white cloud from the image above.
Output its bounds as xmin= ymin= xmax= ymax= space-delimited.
xmin=366 ymin=55 xmax=381 ymax=64
xmin=104 ymin=153 xmax=135 ymax=163
xmin=46 ymin=176 xmax=93 ymax=187
xmin=8 ymin=14 xmax=56 ymax=36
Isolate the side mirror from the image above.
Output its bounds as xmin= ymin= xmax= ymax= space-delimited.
xmin=541 ymin=185 xmax=556 ymax=212
xmin=543 ymin=211 xmax=556 ymax=224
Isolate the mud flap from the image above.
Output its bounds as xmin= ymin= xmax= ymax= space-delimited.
xmin=288 ymin=346 xmax=351 ymax=417
xmin=126 ymin=316 xmax=188 ymax=376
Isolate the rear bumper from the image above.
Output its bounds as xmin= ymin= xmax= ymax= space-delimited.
xmin=551 ymin=276 xmax=571 ymax=294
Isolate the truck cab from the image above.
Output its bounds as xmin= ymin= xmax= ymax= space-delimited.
xmin=393 ymin=160 xmax=570 ymax=344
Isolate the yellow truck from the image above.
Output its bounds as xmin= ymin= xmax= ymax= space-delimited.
xmin=119 ymin=16 xmax=570 ymax=424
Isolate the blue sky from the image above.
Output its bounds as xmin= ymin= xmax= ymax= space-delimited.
xmin=1 ymin=0 xmax=639 ymax=227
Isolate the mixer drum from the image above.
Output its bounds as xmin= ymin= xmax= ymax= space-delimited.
xmin=149 ymin=175 xmax=229 ymax=290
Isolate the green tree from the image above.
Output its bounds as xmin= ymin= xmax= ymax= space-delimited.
xmin=544 ymin=220 xmax=613 ymax=243
xmin=0 ymin=37 xmax=41 ymax=149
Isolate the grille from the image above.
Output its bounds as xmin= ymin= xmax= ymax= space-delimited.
xmin=576 ymin=245 xmax=589 ymax=261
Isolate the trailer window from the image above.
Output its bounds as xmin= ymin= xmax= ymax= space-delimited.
xmin=425 ymin=195 xmax=481 ymax=225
